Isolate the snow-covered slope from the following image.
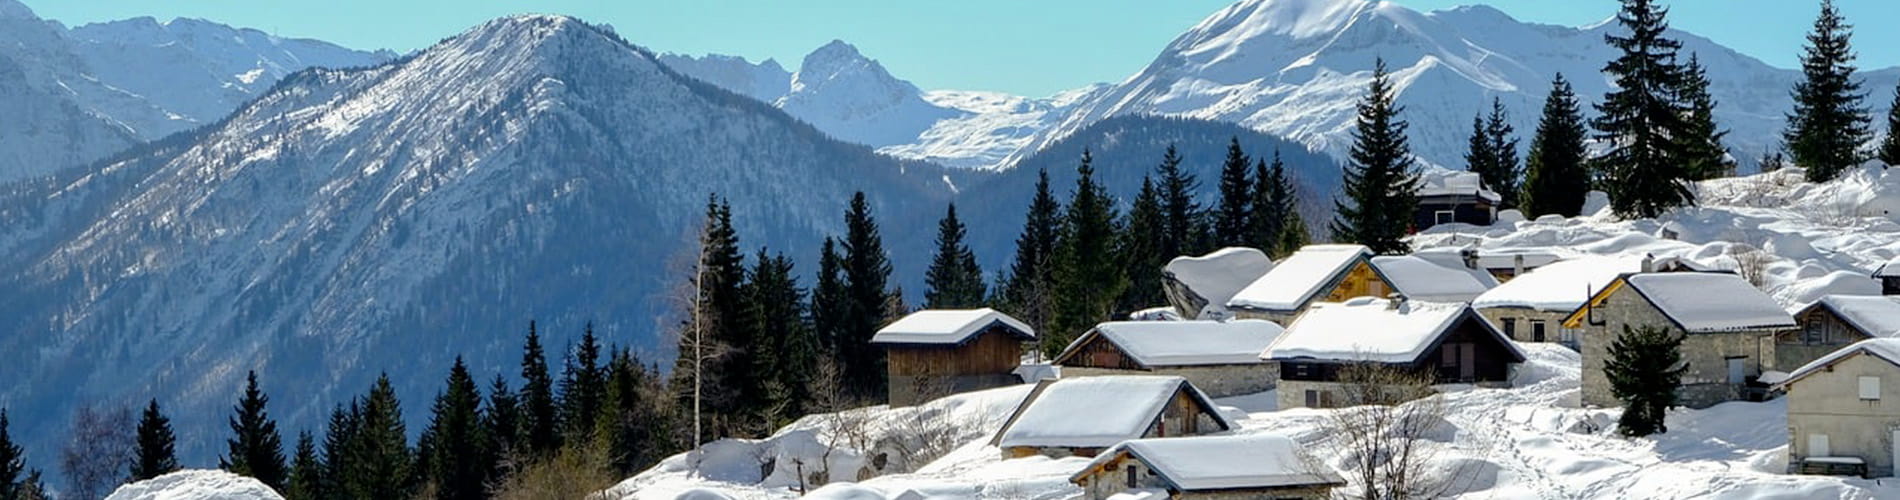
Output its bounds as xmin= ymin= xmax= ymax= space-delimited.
xmin=106 ymin=470 xmax=285 ymax=500
xmin=0 ymin=14 xmax=956 ymax=464
xmin=775 ymin=40 xmax=962 ymax=148
xmin=656 ymin=53 xmax=791 ymax=103
xmin=1002 ymin=0 xmax=1900 ymax=172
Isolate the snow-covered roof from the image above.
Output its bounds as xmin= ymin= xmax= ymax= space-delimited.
xmin=872 ymin=308 xmax=1034 ymax=345
xmin=1263 ymin=298 xmax=1523 ymax=364
xmin=1775 ymin=338 xmax=1900 ymax=389
xmin=1075 ymin=434 xmax=1345 ymax=492
xmin=1471 ymin=251 xmax=1564 ymax=271
xmin=993 ymin=375 xmax=1231 ymax=449
xmin=1228 ymin=245 xmax=1373 ymax=312
xmin=1418 ymin=168 xmax=1501 ymax=203
xmin=1624 ymin=273 xmax=1796 ymax=333
xmin=1054 ymin=320 xmax=1285 ymax=367
xmin=1164 ymin=247 xmax=1275 ymax=310
xmin=1473 ymin=255 xmax=1642 ymax=311
xmin=107 ymin=470 xmax=285 ymax=500
xmin=1372 ymin=254 xmax=1496 ymax=303
xmin=1129 ymin=306 xmax=1185 ymax=321
xmin=1876 ymin=256 xmax=1900 ymax=277
xmin=1800 ymin=295 xmax=1900 ymax=338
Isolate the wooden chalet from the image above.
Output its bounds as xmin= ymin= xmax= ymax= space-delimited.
xmin=990 ymin=375 xmax=1233 ymax=459
xmin=1226 ymin=244 xmax=1396 ymax=324
xmin=1070 ymin=435 xmax=1344 ymax=500
xmin=1052 ymin=319 xmax=1284 ymax=397
xmin=1263 ymin=298 xmax=1524 ymax=410
xmin=1773 ymin=295 xmax=1900 ymax=371
xmin=1415 ymin=170 xmax=1500 ymax=230
xmin=872 ymin=308 xmax=1035 ymax=406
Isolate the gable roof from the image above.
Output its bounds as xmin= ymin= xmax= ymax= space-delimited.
xmin=1071 ymin=434 xmax=1345 ymax=492
xmin=991 ymin=375 xmax=1232 ymax=449
xmin=871 ymin=308 xmax=1035 ymax=345
xmin=1053 ymin=320 xmax=1285 ymax=368
xmin=1774 ymin=338 xmax=1900 ymax=389
xmin=1227 ymin=245 xmax=1375 ymax=312
xmin=1163 ymin=247 xmax=1275 ymax=314
xmin=1262 ymin=299 xmax=1525 ymax=364
xmin=1877 ymin=256 xmax=1900 ymax=278
xmin=1604 ymin=273 xmax=1796 ymax=333
xmin=1372 ymin=254 xmax=1497 ymax=303
xmin=1798 ymin=295 xmax=1900 ymax=339
xmin=1473 ymin=255 xmax=1643 ymax=311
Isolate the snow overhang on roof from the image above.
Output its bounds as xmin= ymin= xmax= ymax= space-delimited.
xmin=871 ymin=308 xmax=1035 ymax=345
xmin=994 ymin=376 xmax=1232 ymax=449
xmin=1227 ymin=245 xmax=1371 ymax=312
xmin=1071 ymin=434 xmax=1345 ymax=492
xmin=1054 ymin=320 xmax=1285 ymax=367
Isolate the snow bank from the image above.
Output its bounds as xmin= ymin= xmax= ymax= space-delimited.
xmin=106 ymin=470 xmax=284 ymax=500
xmin=1163 ymin=247 xmax=1275 ymax=317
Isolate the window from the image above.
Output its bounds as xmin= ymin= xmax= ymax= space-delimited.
xmin=1305 ymin=390 xmax=1319 ymax=408
xmin=1531 ymin=321 xmax=1547 ymax=342
xmin=1502 ymin=318 xmax=1518 ymax=340
xmin=1435 ymin=210 xmax=1455 ymax=225
xmin=1441 ymin=346 xmax=1457 ymax=367
xmin=1802 ymin=317 xmax=1826 ymax=344
xmin=1860 ymin=376 xmax=1881 ymax=400
xmin=1126 ymin=466 xmax=1137 ymax=489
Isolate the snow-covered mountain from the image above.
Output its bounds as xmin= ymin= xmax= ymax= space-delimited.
xmin=0 ymin=14 xmax=958 ymax=462
xmin=0 ymin=0 xmax=390 ymax=181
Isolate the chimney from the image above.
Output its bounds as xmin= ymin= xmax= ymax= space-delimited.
xmin=1513 ymin=254 xmax=1525 ymax=277
xmin=1386 ymin=293 xmax=1404 ymax=310
xmin=1641 ymin=254 xmax=1655 ymax=273
xmin=1460 ymin=247 xmax=1480 ymax=270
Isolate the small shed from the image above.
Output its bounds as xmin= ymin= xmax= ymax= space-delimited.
xmin=873 ymin=308 xmax=1036 ymax=406
xmin=1773 ymin=338 xmax=1900 ymax=478
xmin=1069 ymin=434 xmax=1345 ymax=500
xmin=1775 ymin=295 xmax=1900 ymax=371
xmin=1264 ymin=298 xmax=1524 ymax=409
xmin=990 ymin=375 xmax=1233 ymax=459
xmin=1162 ymin=247 xmax=1275 ymax=319
xmin=1473 ymin=255 xmax=1647 ymax=346
xmin=1415 ymin=169 xmax=1500 ymax=230
xmin=1565 ymin=272 xmax=1798 ymax=409
xmin=1053 ymin=320 xmax=1285 ymax=397
xmin=1227 ymin=244 xmax=1395 ymax=324
xmin=1877 ymin=256 xmax=1900 ymax=295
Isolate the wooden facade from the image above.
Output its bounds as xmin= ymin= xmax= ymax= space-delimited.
xmin=883 ymin=324 xmax=1029 ymax=406
xmin=1002 ymin=387 xmax=1224 ymax=459
xmin=1322 ymin=260 xmax=1392 ymax=303
xmin=1278 ymin=313 xmax=1515 ymax=386
xmin=1415 ymin=193 xmax=1497 ymax=230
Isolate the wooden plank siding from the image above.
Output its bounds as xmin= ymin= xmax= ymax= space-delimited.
xmin=1322 ymin=260 xmax=1393 ymax=303
xmin=885 ymin=326 xmax=1025 ymax=377
xmin=1060 ymin=334 xmax=1146 ymax=370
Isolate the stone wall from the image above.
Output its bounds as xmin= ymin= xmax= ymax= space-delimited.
xmin=1477 ymin=307 xmax=1582 ymax=348
xmin=1061 ymin=364 xmax=1277 ymax=398
xmin=1578 ymin=286 xmax=1779 ymax=409
xmin=1784 ymin=353 xmax=1900 ymax=477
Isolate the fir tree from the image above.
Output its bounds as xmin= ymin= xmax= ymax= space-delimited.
xmin=1463 ymin=114 xmax=1494 ymax=190
xmin=1048 ymin=150 xmax=1126 ymax=356
xmin=811 ymin=237 xmax=847 ymax=357
xmin=422 ymin=357 xmax=489 ymax=500
xmin=1785 ymin=0 xmax=1870 ymax=182
xmin=348 ymin=374 xmax=411 ymax=500
xmin=1249 ymin=153 xmax=1290 ymax=252
xmin=1118 ymin=176 xmax=1167 ymax=314
xmin=1522 ymin=73 xmax=1593 ymax=217
xmin=1002 ymin=169 xmax=1063 ymax=337
xmin=1593 ymin=0 xmax=1694 ymax=218
xmin=222 ymin=371 xmax=288 ymax=491
xmin=923 ymin=204 xmax=986 ymax=309
xmin=518 ymin=321 xmax=560 ymax=456
xmin=599 ymin=350 xmax=662 ymax=475
xmin=1213 ymin=137 xmax=1253 ymax=247
xmin=1 ymin=409 xmax=27 ymax=500
xmin=1276 ymin=204 xmax=1311 ymax=257
xmin=1330 ymin=59 xmax=1421 ymax=254
xmin=320 ymin=402 xmax=358 ymax=500
xmin=692 ymin=195 xmax=751 ymax=438
xmin=1470 ymin=98 xmax=1521 ymax=206
xmin=751 ymin=252 xmax=815 ymax=421
xmin=1604 ymin=325 xmax=1686 ymax=437
xmin=1154 ymin=144 xmax=1205 ymax=259
xmin=129 ymin=399 xmax=178 ymax=481
xmin=1677 ymin=55 xmax=1734 ymax=181
xmin=1882 ymin=82 xmax=1900 ymax=167
xmin=286 ymin=432 xmax=321 ymax=500
xmin=560 ymin=325 xmax=606 ymax=444
xmin=840 ymin=192 xmax=895 ymax=399
xmin=483 ymin=375 xmax=521 ymax=462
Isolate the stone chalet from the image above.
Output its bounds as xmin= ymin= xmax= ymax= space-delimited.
xmin=1262 ymin=298 xmax=1524 ymax=410
xmin=990 ymin=375 xmax=1233 ymax=459
xmin=1069 ymin=434 xmax=1344 ymax=500
xmin=1773 ymin=339 xmax=1900 ymax=478
xmin=1566 ymin=272 xmax=1797 ymax=409
xmin=872 ymin=308 xmax=1035 ymax=406
xmin=1053 ymin=319 xmax=1285 ymax=398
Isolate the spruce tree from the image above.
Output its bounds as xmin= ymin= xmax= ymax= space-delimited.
xmin=1 ymin=409 xmax=27 ymax=500
xmin=348 ymin=374 xmax=411 ymax=500
xmin=1330 ymin=59 xmax=1421 ymax=255
xmin=695 ymin=196 xmax=751 ymax=435
xmin=286 ymin=432 xmax=321 ymax=500
xmin=1593 ymin=0 xmax=1694 ymax=218
xmin=744 ymin=251 xmax=814 ymax=424
xmin=923 ymin=204 xmax=986 ymax=309
xmin=518 ymin=321 xmax=560 ymax=456
xmin=1483 ymin=98 xmax=1522 ymax=206
xmin=1154 ymin=144 xmax=1205 ymax=259
xmin=1463 ymin=114 xmax=1494 ymax=190
xmin=1522 ymin=73 xmax=1592 ymax=217
xmin=1785 ymin=0 xmax=1870 ymax=182
xmin=483 ymin=375 xmax=521 ymax=462
xmin=1604 ymin=325 xmax=1686 ymax=437
xmin=1276 ymin=205 xmax=1311 ymax=257
xmin=1213 ymin=137 xmax=1253 ymax=247
xmin=559 ymin=325 xmax=606 ymax=444
xmin=1249 ymin=153 xmax=1290 ymax=251
xmin=1002 ymin=169 xmax=1063 ymax=337
xmin=422 ymin=357 xmax=489 ymax=500
xmin=840 ymin=192 xmax=895 ymax=399
xmin=599 ymin=350 xmax=666 ymax=475
xmin=320 ymin=402 xmax=358 ymax=500
xmin=1677 ymin=55 xmax=1735 ymax=181
xmin=1048 ymin=150 xmax=1125 ymax=355
xmin=812 ymin=237 xmax=847 ymax=358
xmin=222 ymin=371 xmax=288 ymax=491
xmin=1118 ymin=176 xmax=1167 ymax=314
xmin=129 ymin=399 xmax=179 ymax=481
xmin=1882 ymin=83 xmax=1900 ymax=167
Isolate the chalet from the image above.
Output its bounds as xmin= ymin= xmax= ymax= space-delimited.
xmin=990 ymin=375 xmax=1233 ymax=459
xmin=1370 ymin=253 xmax=1497 ymax=303
xmin=1053 ymin=320 xmax=1285 ymax=397
xmin=1227 ymin=244 xmax=1395 ymax=324
xmin=1773 ymin=295 xmax=1900 ymax=372
xmin=1773 ymin=339 xmax=1900 ymax=478
xmin=1878 ymin=256 xmax=1900 ymax=295
xmin=1069 ymin=435 xmax=1344 ymax=500
xmin=1415 ymin=170 xmax=1500 ymax=230
xmin=1262 ymin=298 xmax=1524 ymax=410
xmin=872 ymin=308 xmax=1036 ymax=406
xmin=1161 ymin=247 xmax=1275 ymax=319
xmin=1473 ymin=255 xmax=1649 ymax=346
xmin=1566 ymin=272 xmax=1797 ymax=409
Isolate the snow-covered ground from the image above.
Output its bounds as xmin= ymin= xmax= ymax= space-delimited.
xmin=105 ymin=470 xmax=284 ymax=500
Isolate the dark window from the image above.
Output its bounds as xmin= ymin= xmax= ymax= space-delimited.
xmin=1803 ymin=317 xmax=1825 ymax=344
xmin=1531 ymin=321 xmax=1547 ymax=342
xmin=1502 ymin=318 xmax=1518 ymax=340
xmin=1305 ymin=390 xmax=1319 ymax=408
xmin=1441 ymin=345 xmax=1457 ymax=367
xmin=1126 ymin=465 xmax=1137 ymax=489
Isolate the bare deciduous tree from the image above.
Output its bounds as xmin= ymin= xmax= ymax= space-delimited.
xmin=60 ymin=403 xmax=134 ymax=500
xmin=1727 ymin=244 xmax=1774 ymax=288
xmin=661 ymin=226 xmax=732 ymax=452
xmin=1325 ymin=362 xmax=1448 ymax=500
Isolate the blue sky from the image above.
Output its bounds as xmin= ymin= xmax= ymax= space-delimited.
xmin=22 ymin=0 xmax=1900 ymax=97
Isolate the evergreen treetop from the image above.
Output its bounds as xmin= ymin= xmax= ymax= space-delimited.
xmin=519 ymin=321 xmax=560 ymax=456
xmin=924 ymin=204 xmax=986 ymax=309
xmin=1785 ymin=0 xmax=1870 ymax=182
xmin=423 ymin=357 xmax=490 ymax=500
xmin=1522 ymin=73 xmax=1592 ymax=218
xmin=1593 ymin=0 xmax=1694 ymax=218
xmin=1330 ymin=58 xmax=1421 ymax=255
xmin=1003 ymin=169 xmax=1063 ymax=337
xmin=1604 ymin=325 xmax=1686 ymax=437
xmin=222 ymin=371 xmax=288 ymax=491
xmin=1214 ymin=137 xmax=1253 ymax=247
xmin=130 ymin=399 xmax=179 ymax=482
xmin=1154 ymin=144 xmax=1204 ymax=259
xmin=839 ymin=192 xmax=894 ymax=399
xmin=1883 ymin=82 xmax=1900 ymax=167
xmin=1047 ymin=150 xmax=1126 ymax=355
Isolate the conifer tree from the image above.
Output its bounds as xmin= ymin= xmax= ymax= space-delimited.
xmin=1 ymin=409 xmax=29 ymax=500
xmin=1785 ymin=0 xmax=1870 ymax=182
xmin=1249 ymin=153 xmax=1290 ymax=252
xmin=348 ymin=374 xmax=411 ymax=500
xmin=1048 ymin=150 xmax=1125 ymax=355
xmin=222 ymin=371 xmax=288 ymax=491
xmin=422 ymin=357 xmax=489 ymax=500
xmin=1882 ymin=83 xmax=1900 ymax=167
xmin=1677 ymin=55 xmax=1735 ymax=181
xmin=1002 ymin=169 xmax=1063 ymax=337
xmin=1154 ymin=144 xmax=1205 ymax=259
xmin=483 ymin=375 xmax=521 ymax=463
xmin=320 ymin=402 xmax=358 ymax=499
xmin=1464 ymin=114 xmax=1494 ymax=188
xmin=286 ymin=432 xmax=321 ymax=500
xmin=1593 ymin=0 xmax=1694 ymax=218
xmin=747 ymin=252 xmax=815 ymax=422
xmin=518 ymin=321 xmax=560 ymax=456
xmin=560 ymin=325 xmax=606 ymax=444
xmin=811 ymin=237 xmax=847 ymax=357
xmin=840 ymin=192 xmax=895 ymax=399
xmin=1331 ymin=59 xmax=1421 ymax=254
xmin=129 ymin=399 xmax=178 ymax=481
xmin=923 ymin=204 xmax=986 ymax=309
xmin=1276 ymin=205 xmax=1310 ymax=257
xmin=1604 ymin=325 xmax=1686 ymax=437
xmin=1213 ymin=138 xmax=1253 ymax=247
xmin=1471 ymin=98 xmax=1521 ymax=206
xmin=599 ymin=350 xmax=663 ymax=475
xmin=1522 ymin=73 xmax=1592 ymax=217
xmin=1118 ymin=176 xmax=1167 ymax=314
